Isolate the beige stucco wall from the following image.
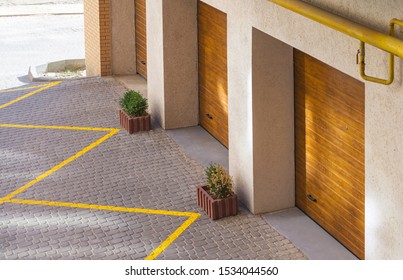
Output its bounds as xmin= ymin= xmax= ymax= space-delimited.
xmin=240 ymin=0 xmax=402 ymax=260
xmin=110 ymin=0 xmax=136 ymax=75
xmin=146 ymin=0 xmax=403 ymax=259
xmin=163 ymin=0 xmax=198 ymax=129
xmin=147 ymin=0 xmax=198 ymax=129
xmin=147 ymin=0 xmax=165 ymax=126
xmin=252 ymin=29 xmax=295 ymax=213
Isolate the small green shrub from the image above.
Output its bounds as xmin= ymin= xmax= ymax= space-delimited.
xmin=119 ymin=90 xmax=148 ymax=117
xmin=205 ymin=164 xmax=233 ymax=199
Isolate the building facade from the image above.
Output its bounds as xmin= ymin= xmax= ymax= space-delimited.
xmin=83 ymin=0 xmax=403 ymax=259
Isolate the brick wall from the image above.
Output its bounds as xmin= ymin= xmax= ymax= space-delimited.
xmin=84 ymin=0 xmax=112 ymax=76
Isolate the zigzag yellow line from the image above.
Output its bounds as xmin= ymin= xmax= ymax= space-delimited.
xmin=0 ymin=82 xmax=200 ymax=260
xmin=0 ymin=84 xmax=45 ymax=93
xmin=1 ymin=128 xmax=120 ymax=201
xmin=0 ymin=81 xmax=61 ymax=109
xmin=4 ymin=198 xmax=200 ymax=260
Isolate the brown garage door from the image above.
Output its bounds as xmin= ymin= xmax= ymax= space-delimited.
xmin=135 ymin=0 xmax=147 ymax=79
xmin=198 ymin=1 xmax=228 ymax=147
xmin=294 ymin=50 xmax=365 ymax=259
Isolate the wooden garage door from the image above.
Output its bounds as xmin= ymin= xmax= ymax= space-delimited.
xmin=198 ymin=1 xmax=228 ymax=147
xmin=294 ymin=50 xmax=365 ymax=259
xmin=135 ymin=0 xmax=147 ymax=79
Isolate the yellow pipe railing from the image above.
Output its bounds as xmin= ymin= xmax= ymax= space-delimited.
xmin=358 ymin=41 xmax=394 ymax=85
xmin=357 ymin=19 xmax=403 ymax=85
xmin=269 ymin=0 xmax=403 ymax=58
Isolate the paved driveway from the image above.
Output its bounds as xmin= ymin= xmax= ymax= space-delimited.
xmin=0 ymin=78 xmax=306 ymax=260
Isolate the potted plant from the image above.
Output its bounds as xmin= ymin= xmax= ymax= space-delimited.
xmin=197 ymin=164 xmax=238 ymax=220
xmin=119 ymin=90 xmax=151 ymax=133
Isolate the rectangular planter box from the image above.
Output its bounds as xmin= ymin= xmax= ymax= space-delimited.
xmin=119 ymin=109 xmax=151 ymax=134
xmin=197 ymin=185 xmax=238 ymax=220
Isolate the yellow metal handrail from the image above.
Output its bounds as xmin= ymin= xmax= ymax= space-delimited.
xmin=358 ymin=19 xmax=403 ymax=85
xmin=269 ymin=0 xmax=403 ymax=85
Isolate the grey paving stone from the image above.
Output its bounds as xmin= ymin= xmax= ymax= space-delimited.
xmin=0 ymin=78 xmax=306 ymax=260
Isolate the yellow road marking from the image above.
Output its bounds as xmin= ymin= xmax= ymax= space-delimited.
xmin=0 ymin=82 xmax=200 ymax=260
xmin=0 ymin=84 xmax=46 ymax=93
xmin=7 ymin=198 xmax=199 ymax=218
xmin=0 ymin=81 xmax=61 ymax=109
xmin=2 ymin=128 xmax=120 ymax=200
xmin=145 ymin=213 xmax=200 ymax=260
xmin=0 ymin=123 xmax=118 ymax=132
xmin=7 ymin=198 xmax=200 ymax=260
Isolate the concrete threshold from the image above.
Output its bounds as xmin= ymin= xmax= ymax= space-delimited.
xmin=114 ymin=75 xmax=147 ymax=98
xmin=166 ymin=126 xmax=229 ymax=170
xmin=263 ymin=208 xmax=358 ymax=260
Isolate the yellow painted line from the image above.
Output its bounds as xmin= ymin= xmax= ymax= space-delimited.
xmin=0 ymin=81 xmax=61 ymax=109
xmin=7 ymin=198 xmax=199 ymax=218
xmin=0 ymin=123 xmax=119 ymax=132
xmin=145 ymin=213 xmax=200 ymax=260
xmin=0 ymin=84 xmax=46 ymax=93
xmin=0 ymin=78 xmax=201 ymax=260
xmin=7 ymin=198 xmax=201 ymax=260
xmin=2 ymin=128 xmax=120 ymax=200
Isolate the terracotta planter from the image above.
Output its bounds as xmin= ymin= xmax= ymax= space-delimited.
xmin=196 ymin=185 xmax=238 ymax=220
xmin=119 ymin=109 xmax=151 ymax=134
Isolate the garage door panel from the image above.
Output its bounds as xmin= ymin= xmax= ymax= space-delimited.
xmin=295 ymin=123 xmax=365 ymax=186
xmin=295 ymin=96 xmax=364 ymax=145
xmin=295 ymin=184 xmax=364 ymax=241
xmin=296 ymin=152 xmax=364 ymax=200
xmin=296 ymin=154 xmax=365 ymax=205
xmin=300 ymin=167 xmax=365 ymax=221
xmin=299 ymin=196 xmax=365 ymax=259
xmin=136 ymin=0 xmax=147 ymax=79
xmin=198 ymin=4 xmax=226 ymax=27
xmin=296 ymin=135 xmax=365 ymax=188
xmin=295 ymin=117 xmax=365 ymax=170
xmin=302 ymin=75 xmax=365 ymax=118
xmin=295 ymin=114 xmax=364 ymax=157
xmin=295 ymin=101 xmax=364 ymax=149
xmin=199 ymin=55 xmax=227 ymax=74
xmin=298 ymin=124 xmax=365 ymax=175
xmin=200 ymin=91 xmax=228 ymax=121
xmin=199 ymin=74 xmax=228 ymax=100
xmin=295 ymin=66 xmax=365 ymax=115
xmin=301 ymin=79 xmax=365 ymax=126
xmin=199 ymin=89 xmax=228 ymax=119
xmin=198 ymin=1 xmax=228 ymax=147
xmin=295 ymin=83 xmax=365 ymax=135
xmin=298 ymin=164 xmax=365 ymax=221
xmin=200 ymin=87 xmax=228 ymax=111
xmin=295 ymin=55 xmax=365 ymax=106
xmin=297 ymin=181 xmax=364 ymax=242
xmin=200 ymin=95 xmax=228 ymax=136
xmin=295 ymin=49 xmax=365 ymax=259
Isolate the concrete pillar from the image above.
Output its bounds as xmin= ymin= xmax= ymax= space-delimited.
xmin=110 ymin=0 xmax=136 ymax=75
xmin=251 ymin=28 xmax=295 ymax=213
xmin=227 ymin=15 xmax=255 ymax=212
xmin=147 ymin=0 xmax=198 ymax=129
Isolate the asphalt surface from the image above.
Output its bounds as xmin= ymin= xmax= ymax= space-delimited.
xmin=0 ymin=0 xmax=84 ymax=90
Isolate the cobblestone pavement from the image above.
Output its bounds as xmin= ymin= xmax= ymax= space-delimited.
xmin=0 ymin=78 xmax=306 ymax=260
